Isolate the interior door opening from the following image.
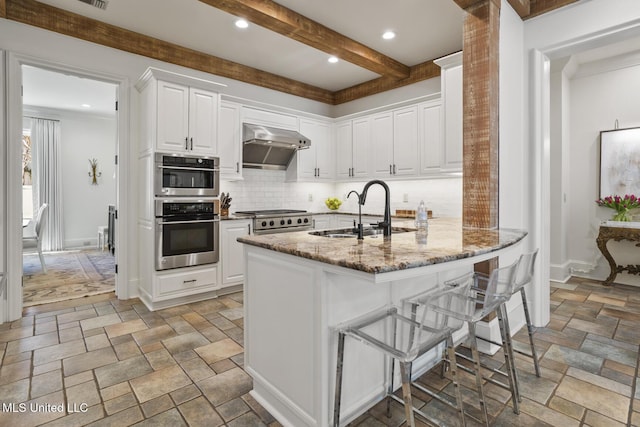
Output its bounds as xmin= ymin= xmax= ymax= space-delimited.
xmin=20 ymin=65 xmax=119 ymax=307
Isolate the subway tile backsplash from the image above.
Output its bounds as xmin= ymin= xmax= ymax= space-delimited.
xmin=221 ymin=169 xmax=462 ymax=218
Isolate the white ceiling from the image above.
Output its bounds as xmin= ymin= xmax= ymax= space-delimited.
xmin=34 ymin=0 xmax=466 ymax=91
xmin=21 ymin=0 xmax=640 ymax=116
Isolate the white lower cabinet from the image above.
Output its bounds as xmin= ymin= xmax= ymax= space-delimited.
xmin=335 ymin=215 xmax=357 ymax=229
xmin=221 ymin=219 xmax=251 ymax=286
xmin=156 ymin=265 xmax=218 ymax=299
xmin=312 ymin=215 xmax=334 ymax=230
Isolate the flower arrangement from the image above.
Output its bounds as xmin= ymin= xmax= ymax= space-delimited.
xmin=596 ymin=194 xmax=640 ymax=221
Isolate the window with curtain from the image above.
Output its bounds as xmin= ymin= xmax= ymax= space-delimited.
xmin=28 ymin=117 xmax=64 ymax=251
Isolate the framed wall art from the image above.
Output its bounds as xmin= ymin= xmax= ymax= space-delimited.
xmin=599 ymin=127 xmax=640 ymax=198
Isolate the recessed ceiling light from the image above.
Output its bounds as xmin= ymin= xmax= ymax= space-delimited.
xmin=235 ymin=19 xmax=249 ymax=29
xmin=81 ymin=104 xmax=91 ymax=108
xmin=382 ymin=31 xmax=396 ymax=40
xmin=328 ymin=56 xmax=339 ymax=64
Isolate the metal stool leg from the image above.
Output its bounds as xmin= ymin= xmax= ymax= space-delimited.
xmin=468 ymin=322 xmax=490 ymax=426
xmin=387 ymin=313 xmax=399 ymax=418
xmin=520 ymin=287 xmax=541 ymax=377
xmin=333 ymin=332 xmax=346 ymax=427
xmin=399 ymin=362 xmax=415 ymax=427
xmin=497 ymin=305 xmax=520 ymax=413
xmin=446 ymin=334 xmax=466 ymax=427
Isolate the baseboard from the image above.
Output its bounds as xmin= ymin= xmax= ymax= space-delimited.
xmin=550 ymin=260 xmax=572 ymax=283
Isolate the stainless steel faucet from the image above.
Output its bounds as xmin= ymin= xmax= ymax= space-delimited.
xmin=359 ymin=180 xmax=392 ymax=237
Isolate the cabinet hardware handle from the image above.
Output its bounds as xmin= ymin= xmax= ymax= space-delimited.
xmin=389 ymin=164 xmax=392 ymax=174
xmin=236 ymin=162 xmax=239 ymax=173
xmin=317 ymin=167 xmax=320 ymax=177
xmin=185 ymin=137 xmax=189 ymax=150
xmin=393 ymin=164 xmax=396 ymax=174
xmin=248 ymin=224 xmax=251 ymax=234
xmin=183 ymin=279 xmax=197 ymax=284
xmin=313 ymin=219 xmax=315 ymax=228
xmin=190 ymin=137 xmax=193 ymax=150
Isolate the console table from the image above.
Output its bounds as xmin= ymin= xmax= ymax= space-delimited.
xmin=596 ymin=221 xmax=640 ymax=286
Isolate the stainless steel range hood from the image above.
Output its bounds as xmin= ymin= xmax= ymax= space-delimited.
xmin=242 ymin=123 xmax=311 ymax=170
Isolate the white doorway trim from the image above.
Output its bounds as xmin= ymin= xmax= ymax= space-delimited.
xmin=529 ymin=20 xmax=640 ymax=328
xmin=4 ymin=53 xmax=130 ymax=322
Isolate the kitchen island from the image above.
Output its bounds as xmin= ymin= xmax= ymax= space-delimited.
xmin=238 ymin=218 xmax=527 ymax=427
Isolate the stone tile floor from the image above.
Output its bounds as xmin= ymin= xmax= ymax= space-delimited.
xmin=0 ymin=277 xmax=637 ymax=426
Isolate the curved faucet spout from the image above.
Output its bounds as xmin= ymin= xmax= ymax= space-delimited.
xmin=347 ymin=190 xmax=364 ymax=239
xmin=360 ymin=180 xmax=392 ymax=237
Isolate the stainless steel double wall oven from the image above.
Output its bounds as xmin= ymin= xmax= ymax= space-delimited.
xmin=154 ymin=153 xmax=220 ymax=270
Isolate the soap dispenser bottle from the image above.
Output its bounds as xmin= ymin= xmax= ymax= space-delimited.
xmin=415 ymin=200 xmax=428 ymax=233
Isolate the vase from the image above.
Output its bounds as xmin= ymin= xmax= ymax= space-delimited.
xmin=612 ymin=208 xmax=631 ymax=222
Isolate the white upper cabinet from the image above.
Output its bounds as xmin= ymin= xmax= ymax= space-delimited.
xmin=392 ymin=106 xmax=419 ymax=176
xmin=218 ymin=100 xmax=243 ymax=180
xmin=157 ymin=82 xmax=218 ymax=154
xmin=288 ymin=118 xmax=334 ymax=181
xmin=136 ymin=68 xmax=224 ymax=156
xmin=370 ymin=111 xmax=394 ymax=177
xmin=335 ymin=120 xmax=353 ymax=180
xmin=242 ymin=107 xmax=298 ymax=130
xmin=335 ymin=117 xmax=371 ymax=180
xmin=434 ymin=52 xmax=463 ymax=172
xmin=418 ymin=100 xmax=443 ymax=174
xmin=370 ymin=107 xmax=419 ymax=178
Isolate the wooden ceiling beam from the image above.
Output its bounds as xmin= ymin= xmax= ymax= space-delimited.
xmin=527 ymin=0 xmax=579 ymax=19
xmin=506 ymin=0 xmax=530 ymax=18
xmin=198 ymin=0 xmax=410 ymax=80
xmin=333 ymin=60 xmax=440 ymax=105
xmin=0 ymin=0 xmax=6 ymax=18
xmin=5 ymin=0 xmax=335 ymax=104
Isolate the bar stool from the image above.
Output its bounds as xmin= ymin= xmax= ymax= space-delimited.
xmin=333 ymin=280 xmax=473 ymax=427
xmin=423 ymin=261 xmax=520 ymax=425
xmin=456 ymin=250 xmax=540 ymax=407
xmin=512 ymin=249 xmax=541 ymax=377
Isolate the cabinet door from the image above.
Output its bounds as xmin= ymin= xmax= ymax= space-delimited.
xmin=297 ymin=119 xmax=317 ymax=179
xmin=335 ymin=215 xmax=357 ymax=229
xmin=443 ymin=65 xmax=463 ymax=171
xmin=419 ymin=101 xmax=442 ymax=174
xmin=298 ymin=119 xmax=332 ymax=180
xmin=221 ymin=220 xmax=251 ymax=286
xmin=352 ymin=117 xmax=371 ymax=178
xmin=188 ymin=87 xmax=218 ymax=154
xmin=314 ymin=121 xmax=334 ymax=180
xmin=157 ymin=81 xmax=189 ymax=152
xmin=312 ymin=215 xmax=334 ymax=230
xmin=370 ymin=112 xmax=394 ymax=178
xmin=393 ymin=106 xmax=419 ymax=176
xmin=218 ymin=101 xmax=242 ymax=179
xmin=335 ymin=121 xmax=353 ymax=180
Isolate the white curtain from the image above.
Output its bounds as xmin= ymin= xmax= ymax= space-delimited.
xmin=30 ymin=117 xmax=64 ymax=251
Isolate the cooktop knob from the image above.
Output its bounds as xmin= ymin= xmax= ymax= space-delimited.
xmin=287 ymin=219 xmax=292 ymax=224
xmin=303 ymin=218 xmax=309 ymax=223
xmin=280 ymin=219 xmax=285 ymax=225
xmin=269 ymin=220 xmax=275 ymax=226
xmin=261 ymin=221 xmax=267 ymax=227
xmin=297 ymin=218 xmax=302 ymax=224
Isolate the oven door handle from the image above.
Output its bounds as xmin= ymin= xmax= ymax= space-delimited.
xmin=156 ymin=219 xmax=220 ymax=225
xmin=157 ymin=165 xmax=220 ymax=172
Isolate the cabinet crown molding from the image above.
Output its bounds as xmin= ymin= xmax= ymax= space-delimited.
xmin=135 ymin=67 xmax=227 ymax=93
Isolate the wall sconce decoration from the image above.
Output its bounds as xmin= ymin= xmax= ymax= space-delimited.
xmin=88 ymin=158 xmax=102 ymax=185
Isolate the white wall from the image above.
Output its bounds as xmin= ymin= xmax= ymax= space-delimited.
xmin=23 ymin=108 xmax=117 ymax=249
xmin=222 ymin=171 xmax=462 ymax=218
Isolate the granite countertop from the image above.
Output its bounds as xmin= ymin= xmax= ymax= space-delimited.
xmin=238 ymin=217 xmax=527 ymax=274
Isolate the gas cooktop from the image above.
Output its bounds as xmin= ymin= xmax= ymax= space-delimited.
xmin=234 ymin=209 xmax=312 ymax=234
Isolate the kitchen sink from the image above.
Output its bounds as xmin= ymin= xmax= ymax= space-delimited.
xmin=309 ymin=226 xmax=415 ymax=238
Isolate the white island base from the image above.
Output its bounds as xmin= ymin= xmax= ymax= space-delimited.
xmin=243 ymin=243 xmax=524 ymax=427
